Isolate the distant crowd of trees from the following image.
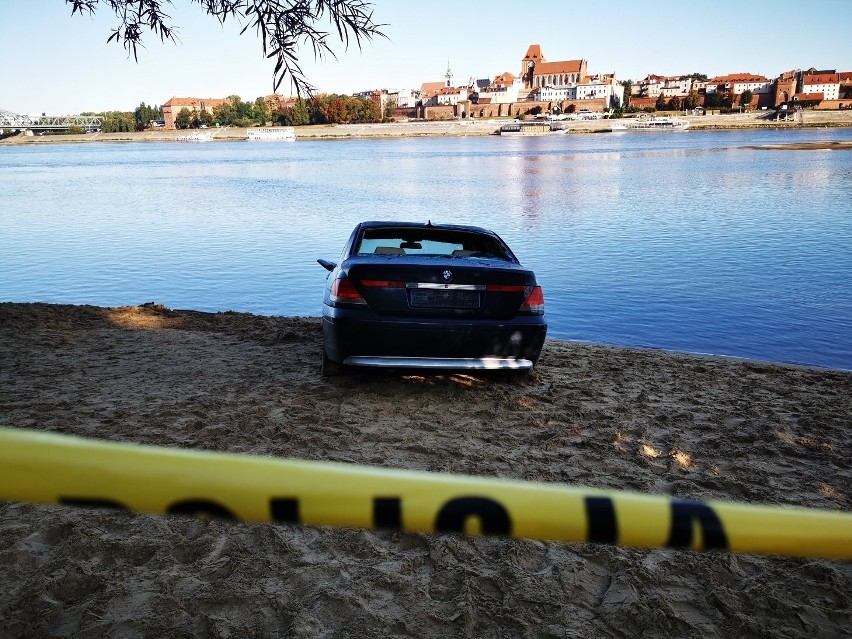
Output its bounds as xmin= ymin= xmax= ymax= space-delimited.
xmin=76 ymin=102 xmax=164 ymax=133
xmin=175 ymin=95 xmax=267 ymax=129
xmin=68 ymin=93 xmax=383 ymax=135
xmin=174 ymin=94 xmax=382 ymax=129
xmin=277 ymin=94 xmax=382 ymax=126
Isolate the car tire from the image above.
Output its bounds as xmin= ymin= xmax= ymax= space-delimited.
xmin=507 ymin=367 xmax=533 ymax=381
xmin=321 ymin=348 xmax=344 ymax=377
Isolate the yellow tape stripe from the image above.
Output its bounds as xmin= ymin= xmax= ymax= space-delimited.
xmin=1 ymin=427 xmax=850 ymax=560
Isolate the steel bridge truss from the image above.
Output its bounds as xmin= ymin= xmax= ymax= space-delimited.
xmin=0 ymin=109 xmax=103 ymax=131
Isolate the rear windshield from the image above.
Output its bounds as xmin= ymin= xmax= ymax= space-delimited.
xmin=355 ymin=228 xmax=512 ymax=260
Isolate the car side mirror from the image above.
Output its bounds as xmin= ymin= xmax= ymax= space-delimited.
xmin=317 ymin=259 xmax=337 ymax=272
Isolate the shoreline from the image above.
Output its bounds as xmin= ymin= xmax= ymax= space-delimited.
xmin=3 ymin=110 xmax=852 ymax=144
xmin=2 ymin=300 xmax=848 ymax=373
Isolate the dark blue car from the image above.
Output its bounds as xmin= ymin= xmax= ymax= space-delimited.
xmin=318 ymin=221 xmax=547 ymax=376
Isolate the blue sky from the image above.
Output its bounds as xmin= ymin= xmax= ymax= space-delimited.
xmin=2 ymin=0 xmax=851 ymax=114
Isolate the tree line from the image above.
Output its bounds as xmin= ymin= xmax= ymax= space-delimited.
xmin=71 ymin=94 xmax=382 ymax=134
xmin=76 ymin=103 xmax=164 ymax=133
xmin=175 ymin=94 xmax=382 ymax=128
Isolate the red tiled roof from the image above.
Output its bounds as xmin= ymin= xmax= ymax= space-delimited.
xmin=492 ymin=72 xmax=515 ymax=88
xmin=803 ymin=74 xmax=840 ymax=85
xmin=710 ymin=73 xmax=769 ymax=84
xmin=271 ymin=95 xmax=298 ymax=109
xmin=523 ymin=44 xmax=544 ymax=62
xmin=163 ymin=97 xmax=229 ymax=107
xmin=421 ymin=81 xmax=446 ymax=95
xmin=794 ymin=92 xmax=824 ymax=100
xmin=535 ymin=60 xmax=584 ymax=75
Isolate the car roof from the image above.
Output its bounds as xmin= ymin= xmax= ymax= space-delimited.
xmin=357 ymin=221 xmax=499 ymax=236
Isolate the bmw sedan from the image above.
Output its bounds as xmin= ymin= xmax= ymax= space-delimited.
xmin=318 ymin=221 xmax=547 ymax=375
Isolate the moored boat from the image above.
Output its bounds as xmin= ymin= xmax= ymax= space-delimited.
xmin=500 ymin=120 xmax=567 ymax=136
xmin=610 ymin=115 xmax=689 ymax=132
xmin=175 ymin=132 xmax=214 ymax=142
xmin=247 ymin=127 xmax=296 ymax=141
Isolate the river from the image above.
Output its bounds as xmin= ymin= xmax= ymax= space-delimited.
xmin=2 ymin=127 xmax=851 ymax=369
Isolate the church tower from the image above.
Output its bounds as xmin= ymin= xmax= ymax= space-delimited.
xmin=445 ymin=61 xmax=453 ymax=87
xmin=521 ymin=44 xmax=545 ymax=89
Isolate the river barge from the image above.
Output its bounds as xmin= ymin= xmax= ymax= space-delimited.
xmin=499 ymin=121 xmax=567 ymax=136
xmin=610 ymin=116 xmax=689 ymax=132
xmin=247 ymin=127 xmax=296 ymax=141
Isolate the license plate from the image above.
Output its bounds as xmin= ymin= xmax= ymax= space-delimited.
xmin=410 ymin=289 xmax=480 ymax=309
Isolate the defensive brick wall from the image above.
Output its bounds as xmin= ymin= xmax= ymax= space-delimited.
xmin=814 ymin=99 xmax=851 ymax=110
xmin=630 ymin=93 xmax=775 ymax=112
xmin=393 ymin=98 xmax=610 ymax=121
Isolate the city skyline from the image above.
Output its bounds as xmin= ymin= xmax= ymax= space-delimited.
xmin=2 ymin=0 xmax=851 ymax=115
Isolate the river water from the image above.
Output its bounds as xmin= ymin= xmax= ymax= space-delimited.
xmin=2 ymin=127 xmax=851 ymax=369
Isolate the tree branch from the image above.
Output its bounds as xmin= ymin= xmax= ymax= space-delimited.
xmin=65 ymin=0 xmax=386 ymax=95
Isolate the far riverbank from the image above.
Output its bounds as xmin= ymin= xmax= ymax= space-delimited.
xmin=3 ymin=110 xmax=852 ymax=145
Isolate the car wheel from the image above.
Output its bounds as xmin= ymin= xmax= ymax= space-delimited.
xmin=506 ymin=367 xmax=533 ymax=382
xmin=321 ymin=348 xmax=344 ymax=377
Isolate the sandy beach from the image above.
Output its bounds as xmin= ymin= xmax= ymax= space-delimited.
xmin=0 ymin=302 xmax=849 ymax=637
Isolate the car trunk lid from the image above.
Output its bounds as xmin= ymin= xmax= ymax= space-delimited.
xmin=343 ymin=257 xmax=542 ymax=318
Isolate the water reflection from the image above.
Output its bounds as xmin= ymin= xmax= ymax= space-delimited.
xmin=2 ymin=128 xmax=851 ymax=369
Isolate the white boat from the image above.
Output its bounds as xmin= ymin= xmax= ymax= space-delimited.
xmin=500 ymin=121 xmax=567 ymax=136
xmin=610 ymin=115 xmax=689 ymax=132
xmin=247 ymin=127 xmax=296 ymax=141
xmin=176 ymin=132 xmax=213 ymax=142
xmin=576 ymin=109 xmax=604 ymax=120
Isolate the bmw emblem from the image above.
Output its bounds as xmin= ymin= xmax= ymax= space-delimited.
xmin=442 ymin=270 xmax=453 ymax=282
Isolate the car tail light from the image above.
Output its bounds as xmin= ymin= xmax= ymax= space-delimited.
xmin=520 ymin=286 xmax=544 ymax=314
xmin=331 ymin=277 xmax=366 ymax=305
xmin=486 ymin=284 xmax=544 ymax=314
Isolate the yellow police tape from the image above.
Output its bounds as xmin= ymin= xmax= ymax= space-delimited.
xmin=1 ymin=427 xmax=850 ymax=560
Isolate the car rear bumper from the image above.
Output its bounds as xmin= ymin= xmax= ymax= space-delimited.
xmin=343 ymin=356 xmax=535 ymax=369
xmin=323 ymin=307 xmax=547 ymax=367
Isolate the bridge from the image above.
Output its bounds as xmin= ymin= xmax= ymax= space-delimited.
xmin=0 ymin=109 xmax=103 ymax=132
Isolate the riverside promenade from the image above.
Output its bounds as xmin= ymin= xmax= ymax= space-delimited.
xmin=3 ymin=110 xmax=852 ymax=144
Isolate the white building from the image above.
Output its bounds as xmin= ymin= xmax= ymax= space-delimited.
xmin=706 ymin=74 xmax=772 ymax=95
xmin=576 ymin=78 xmax=608 ymax=101
xmin=633 ymin=74 xmax=665 ymax=97
xmin=436 ymin=86 xmax=469 ymax=106
xmin=388 ymin=88 xmax=417 ymax=109
xmin=634 ymin=75 xmax=693 ymax=98
xmin=535 ymin=85 xmax=577 ymax=101
xmin=532 ymin=73 xmax=623 ymax=108
xmin=579 ymin=74 xmax=624 ymax=107
xmin=802 ymin=73 xmax=841 ymax=100
xmin=479 ymin=72 xmax=524 ymax=104
xmin=660 ymin=77 xmax=693 ymax=97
